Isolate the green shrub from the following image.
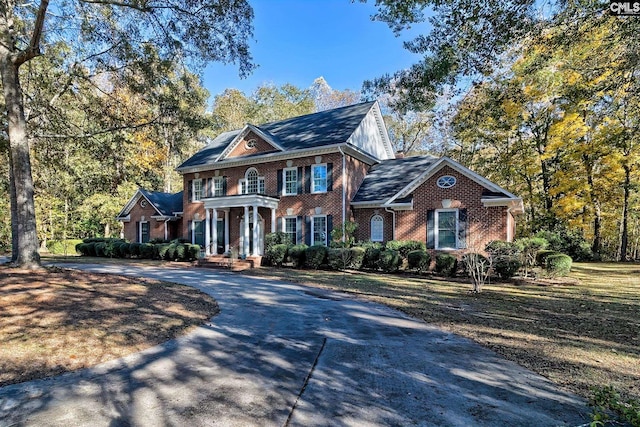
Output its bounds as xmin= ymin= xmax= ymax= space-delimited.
xmin=47 ymin=239 xmax=83 ymax=255
xmin=360 ymin=242 xmax=383 ymax=269
xmin=186 ymin=244 xmax=201 ymax=260
xmin=95 ymin=242 xmax=107 ymax=257
xmin=385 ymin=240 xmax=426 ymax=260
xmin=590 ymin=386 xmax=640 ymax=427
xmin=82 ymin=237 xmax=124 ymax=244
xmin=494 ymin=257 xmax=522 ymax=279
xmin=129 ymin=243 xmax=142 ymax=257
xmin=407 ymin=250 xmax=431 ymax=273
xmin=435 ymin=253 xmax=458 ymax=277
xmin=76 ymin=243 xmax=90 ymax=256
xmin=139 ymin=243 xmax=155 ymax=259
xmin=327 ymin=248 xmax=350 ymax=270
xmin=287 ymin=244 xmax=308 ymax=268
xmin=82 ymin=242 xmax=97 ymax=257
xmin=535 ymin=229 xmax=593 ymax=261
xmin=377 ymin=249 xmax=402 ymax=273
xmin=349 ymin=246 xmax=365 ymax=270
xmin=149 ymin=238 xmax=169 ymax=244
xmin=265 ymin=232 xmax=291 ymax=251
xmin=536 ymin=250 xmax=558 ymax=267
xmin=305 ymin=245 xmax=328 ymax=269
xmin=266 ymin=243 xmax=289 ymax=267
xmin=175 ymin=244 xmax=187 ymax=261
xmin=545 ymin=253 xmax=572 ymax=277
xmin=485 ymin=240 xmax=520 ymax=258
xmin=118 ymin=242 xmax=131 ymax=258
xmin=164 ymin=243 xmax=177 ymax=260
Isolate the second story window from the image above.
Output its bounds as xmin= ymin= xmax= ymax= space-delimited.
xmin=240 ymin=168 xmax=265 ymax=195
xmin=283 ymin=168 xmax=298 ymax=196
xmin=311 ymin=164 xmax=327 ymax=193
xmin=213 ymin=177 xmax=224 ymax=197
xmin=193 ymin=179 xmax=203 ymax=201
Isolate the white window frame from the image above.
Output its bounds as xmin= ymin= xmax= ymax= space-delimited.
xmin=311 ymin=164 xmax=327 ymax=194
xmin=436 ymin=175 xmax=457 ymax=189
xmin=434 ymin=209 xmax=459 ymax=250
xmin=283 ymin=167 xmax=298 ymax=196
xmin=311 ymin=215 xmax=327 ymax=246
xmin=282 ymin=216 xmax=298 ymax=244
xmin=139 ymin=221 xmax=149 ymax=243
xmin=239 ymin=168 xmax=265 ymax=195
xmin=370 ymin=214 xmax=384 ymax=242
xmin=212 ymin=177 xmax=224 ymax=197
xmin=193 ymin=179 xmax=203 ymax=201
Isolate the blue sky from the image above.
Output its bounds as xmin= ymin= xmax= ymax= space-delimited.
xmin=203 ymin=0 xmax=426 ymax=102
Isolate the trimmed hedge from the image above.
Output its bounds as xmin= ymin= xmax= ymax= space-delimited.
xmin=385 ymin=240 xmax=426 ymax=260
xmin=288 ymin=244 xmax=308 ymax=268
xmin=536 ymin=250 xmax=558 ymax=267
xmin=360 ymin=242 xmax=383 ymax=269
xmin=545 ymin=253 xmax=572 ymax=277
xmin=435 ymin=253 xmax=458 ymax=277
xmin=349 ymin=246 xmax=365 ymax=270
xmin=266 ymin=244 xmax=289 ymax=267
xmin=305 ymin=245 xmax=328 ymax=269
xmin=407 ymin=250 xmax=431 ymax=273
xmin=494 ymin=257 xmax=522 ymax=279
xmin=377 ymin=249 xmax=402 ymax=273
xmin=327 ymin=248 xmax=351 ymax=270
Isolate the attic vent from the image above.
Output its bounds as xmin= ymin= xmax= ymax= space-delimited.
xmin=245 ymin=139 xmax=257 ymax=149
xmin=140 ymin=199 xmax=147 ymax=208
xmin=437 ymin=175 xmax=456 ymax=189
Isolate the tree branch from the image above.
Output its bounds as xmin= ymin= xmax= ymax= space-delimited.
xmin=78 ymin=0 xmax=151 ymax=12
xmin=14 ymin=0 xmax=49 ymax=65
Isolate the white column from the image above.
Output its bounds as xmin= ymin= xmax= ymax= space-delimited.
xmin=224 ymin=210 xmax=230 ymax=253
xmin=212 ymin=208 xmax=218 ymax=255
xmin=243 ymin=205 xmax=250 ymax=256
xmin=271 ymin=208 xmax=276 ymax=234
xmin=204 ymin=208 xmax=211 ymax=256
xmin=252 ymin=205 xmax=258 ymax=256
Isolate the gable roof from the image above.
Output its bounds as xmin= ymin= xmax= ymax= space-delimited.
xmin=178 ymin=101 xmax=382 ymax=170
xmin=352 ymin=155 xmax=439 ymax=204
xmin=117 ymin=188 xmax=183 ymax=219
xmin=353 ymin=156 xmax=524 ymax=213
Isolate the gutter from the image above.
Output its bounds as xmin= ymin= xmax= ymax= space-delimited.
xmin=385 ymin=207 xmax=396 ymax=241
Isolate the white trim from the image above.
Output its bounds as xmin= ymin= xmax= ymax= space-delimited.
xmin=434 ymin=209 xmax=459 ymax=251
xmin=176 ymin=143 xmax=378 ymax=174
xmin=202 ymin=194 xmax=280 ymax=210
xmin=282 ymin=167 xmax=298 ymax=196
xmin=119 ymin=215 xmax=131 ymax=223
xmin=212 ymin=176 xmax=224 ymax=197
xmin=216 ymin=124 xmax=285 ymax=162
xmin=117 ymin=190 xmax=164 ymax=219
xmin=138 ymin=221 xmax=150 ymax=243
xmin=311 ymin=215 xmax=328 ymax=246
xmin=387 ymin=157 xmax=520 ymax=205
xmin=192 ymin=179 xmax=203 ymax=202
xmin=370 ymin=214 xmax=384 ymax=242
xmin=481 ymin=197 xmax=525 ymax=214
xmin=311 ymin=163 xmax=328 ymax=194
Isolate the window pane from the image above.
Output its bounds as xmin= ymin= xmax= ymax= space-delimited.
xmin=284 ymin=169 xmax=297 ymax=195
xmin=285 ymin=218 xmax=297 ymax=244
xmin=193 ymin=180 xmax=202 ymax=201
xmin=312 ymin=165 xmax=327 ymax=193
xmin=313 ymin=216 xmax=326 ymax=245
xmin=213 ymin=178 xmax=223 ymax=197
xmin=246 ymin=169 xmax=258 ymax=194
xmin=371 ymin=215 xmax=383 ymax=242
xmin=437 ymin=211 xmax=457 ymax=249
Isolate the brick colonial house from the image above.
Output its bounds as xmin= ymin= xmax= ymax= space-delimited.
xmin=117 ymin=101 xmax=523 ymax=257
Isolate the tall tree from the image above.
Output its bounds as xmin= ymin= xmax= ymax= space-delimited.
xmin=0 ymin=0 xmax=254 ymax=267
xmin=311 ymin=77 xmax=360 ymax=112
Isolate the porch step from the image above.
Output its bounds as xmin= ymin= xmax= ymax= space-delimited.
xmin=197 ymin=255 xmax=262 ymax=271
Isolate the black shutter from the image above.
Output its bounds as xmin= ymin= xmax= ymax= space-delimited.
xmin=305 ymin=166 xmax=311 ymax=193
xmin=206 ymin=178 xmax=212 ymax=198
xmin=305 ymin=216 xmax=311 ymax=245
xmin=276 ymin=217 xmax=282 ymax=234
xmin=222 ymin=177 xmax=228 ymax=196
xmin=458 ymin=208 xmax=468 ymax=249
xmin=297 ymin=167 xmax=303 ymax=195
xmin=188 ymin=221 xmax=193 ymax=243
xmin=426 ymin=209 xmax=435 ymax=249
xmin=277 ymin=169 xmax=283 ymax=195
xmin=135 ymin=221 xmax=140 ymax=243
xmin=327 ymin=163 xmax=333 ymax=192
xmin=296 ymin=216 xmax=303 ymax=244
xmin=188 ymin=180 xmax=193 ymax=202
xmin=326 ymin=215 xmax=333 ymax=246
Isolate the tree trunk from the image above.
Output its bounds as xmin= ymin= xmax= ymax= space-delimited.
xmin=618 ymin=164 xmax=631 ymax=261
xmin=1 ymin=56 xmax=41 ymax=268
xmin=8 ymin=148 xmax=19 ymax=262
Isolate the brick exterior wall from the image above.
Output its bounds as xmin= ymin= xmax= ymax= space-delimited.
xmin=180 ymin=146 xmax=365 ymax=246
xmin=226 ymin=131 xmax=279 ymax=159
xmin=122 ymin=200 xmax=167 ymax=242
xmin=352 ymin=208 xmax=395 ymax=243
xmin=354 ymin=165 xmax=509 ymax=256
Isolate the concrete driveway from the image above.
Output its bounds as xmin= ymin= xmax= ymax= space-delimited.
xmin=0 ymin=264 xmax=590 ymax=426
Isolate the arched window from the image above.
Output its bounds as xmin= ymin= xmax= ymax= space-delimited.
xmin=371 ymin=214 xmax=384 ymax=242
xmin=246 ymin=168 xmax=259 ymax=194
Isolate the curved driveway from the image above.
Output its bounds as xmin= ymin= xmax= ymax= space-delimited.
xmin=1 ymin=264 xmax=589 ymax=426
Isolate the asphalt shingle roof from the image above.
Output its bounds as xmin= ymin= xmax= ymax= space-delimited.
xmin=352 ymin=155 xmax=439 ymax=203
xmin=178 ymin=101 xmax=376 ymax=169
xmin=140 ymin=189 xmax=183 ymax=216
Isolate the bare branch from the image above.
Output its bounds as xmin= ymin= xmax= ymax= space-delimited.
xmin=78 ymin=0 xmax=151 ymax=12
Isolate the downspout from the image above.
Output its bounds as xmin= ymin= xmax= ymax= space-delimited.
xmin=339 ymin=146 xmax=347 ymax=243
xmin=164 ymin=218 xmax=170 ymax=241
xmin=506 ymin=207 xmax=514 ymax=242
xmin=385 ymin=207 xmax=396 ymax=241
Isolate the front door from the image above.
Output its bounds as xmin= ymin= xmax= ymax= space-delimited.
xmin=216 ymin=219 xmax=225 ymax=254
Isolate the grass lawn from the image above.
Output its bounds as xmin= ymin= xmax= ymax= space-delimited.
xmin=0 ymin=265 xmax=218 ymax=387
xmin=248 ymin=262 xmax=640 ymax=402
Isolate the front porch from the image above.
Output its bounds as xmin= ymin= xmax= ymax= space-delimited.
xmin=200 ymin=194 xmax=279 ymax=257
